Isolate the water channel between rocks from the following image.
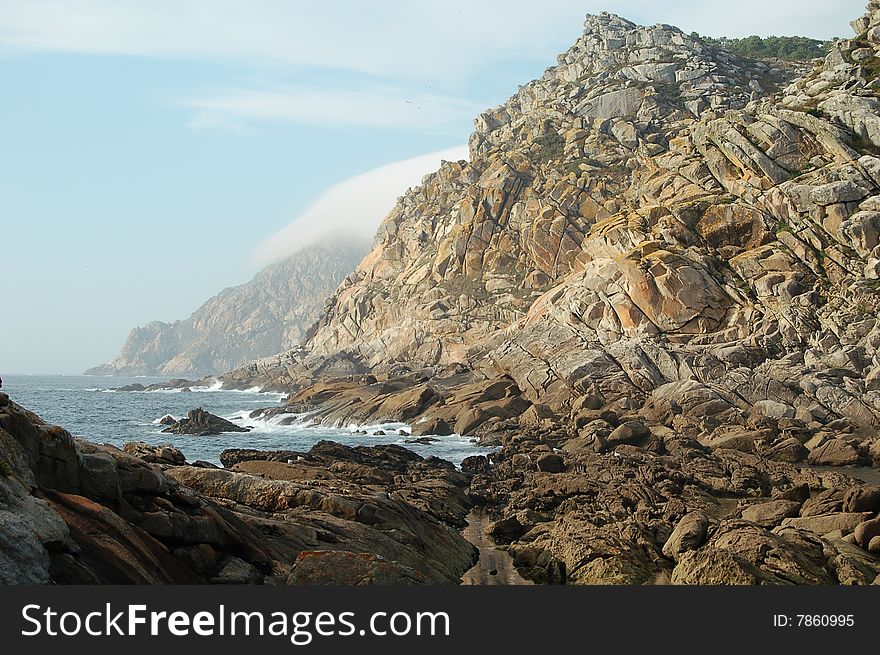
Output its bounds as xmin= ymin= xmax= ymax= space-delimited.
xmin=460 ymin=508 xmax=533 ymax=585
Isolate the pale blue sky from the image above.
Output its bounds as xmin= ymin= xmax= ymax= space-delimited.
xmin=0 ymin=0 xmax=864 ymax=374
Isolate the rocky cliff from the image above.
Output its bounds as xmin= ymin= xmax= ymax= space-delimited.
xmin=216 ymin=4 xmax=880 ymax=584
xmin=87 ymin=237 xmax=369 ymax=378
xmin=231 ymin=5 xmax=880 ymax=433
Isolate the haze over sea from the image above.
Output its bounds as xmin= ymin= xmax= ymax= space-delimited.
xmin=2 ymin=375 xmax=491 ymax=466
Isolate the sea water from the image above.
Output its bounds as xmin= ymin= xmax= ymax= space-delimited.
xmin=2 ymin=374 xmax=493 ymax=466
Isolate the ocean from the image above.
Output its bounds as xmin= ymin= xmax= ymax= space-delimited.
xmin=1 ymin=374 xmax=493 ymax=467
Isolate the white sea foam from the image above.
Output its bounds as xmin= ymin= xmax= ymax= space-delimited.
xmin=346 ymin=421 xmax=411 ymax=433
xmin=190 ymin=379 xmax=223 ymax=392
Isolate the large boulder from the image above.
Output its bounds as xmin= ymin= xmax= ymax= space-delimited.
xmin=662 ymin=511 xmax=710 ymax=561
xmin=807 ymin=439 xmax=863 ymax=466
xmin=741 ymin=500 xmax=802 ymax=528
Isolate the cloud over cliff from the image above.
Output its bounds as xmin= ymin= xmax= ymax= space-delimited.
xmin=253 ymin=145 xmax=469 ymax=265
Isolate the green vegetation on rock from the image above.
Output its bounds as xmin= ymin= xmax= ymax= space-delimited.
xmin=700 ymin=34 xmax=835 ymax=61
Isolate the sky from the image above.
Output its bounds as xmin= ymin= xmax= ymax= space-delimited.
xmin=0 ymin=0 xmax=865 ymax=374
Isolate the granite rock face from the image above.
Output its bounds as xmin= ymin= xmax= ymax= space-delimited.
xmin=86 ymin=237 xmax=369 ymax=378
xmin=215 ymin=4 xmax=880 ymax=585
xmin=301 ymin=15 xmax=803 ymax=372
xmin=227 ymin=5 xmax=880 ymax=453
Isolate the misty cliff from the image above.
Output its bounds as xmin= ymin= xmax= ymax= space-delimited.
xmin=87 ymin=237 xmax=369 ymax=377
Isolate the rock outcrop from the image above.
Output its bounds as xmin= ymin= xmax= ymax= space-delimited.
xmin=216 ymin=4 xmax=880 ymax=584
xmin=161 ymin=408 xmax=251 ymax=436
xmin=86 ymin=237 xmax=369 ymax=378
xmin=0 ymin=393 xmax=475 ymax=584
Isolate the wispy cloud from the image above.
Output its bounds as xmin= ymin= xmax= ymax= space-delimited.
xmin=253 ymin=144 xmax=470 ymax=265
xmin=0 ymin=0 xmax=860 ymax=73
xmin=0 ymin=0 xmax=862 ymax=134
xmin=182 ymin=85 xmax=481 ymax=131
xmin=0 ymin=0 xmax=590 ymax=78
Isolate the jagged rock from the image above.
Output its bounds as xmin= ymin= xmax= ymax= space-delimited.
xmin=161 ymin=408 xmax=251 ymax=436
xmin=752 ymin=400 xmax=795 ymax=420
xmin=0 ymin=398 xmax=476 ymax=585
xmin=211 ymin=557 xmax=264 ymax=585
xmin=606 ymin=421 xmax=652 ymax=448
xmin=18 ymin=2 xmax=880 ymax=589
xmin=671 ymin=548 xmax=762 ymax=585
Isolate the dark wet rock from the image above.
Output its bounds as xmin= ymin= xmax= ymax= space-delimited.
xmin=461 ymin=455 xmax=490 ymax=474
xmin=161 ymin=408 xmax=251 ymax=436
xmin=536 ymin=453 xmax=564 ymax=473
xmin=115 ymin=383 xmax=146 ymax=392
xmin=486 ymin=516 xmax=525 ymax=544
xmin=219 ymin=449 xmax=305 ymax=468
xmin=210 ymin=557 xmax=264 ymax=585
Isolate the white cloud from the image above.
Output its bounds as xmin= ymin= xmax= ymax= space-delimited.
xmin=0 ymin=0 xmax=589 ymax=78
xmin=0 ymin=0 xmax=864 ymax=135
xmin=0 ymin=0 xmax=865 ymax=138
xmin=0 ymin=0 xmax=862 ymax=76
xmin=253 ymin=145 xmax=469 ymax=265
xmin=183 ymin=85 xmax=481 ymax=131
